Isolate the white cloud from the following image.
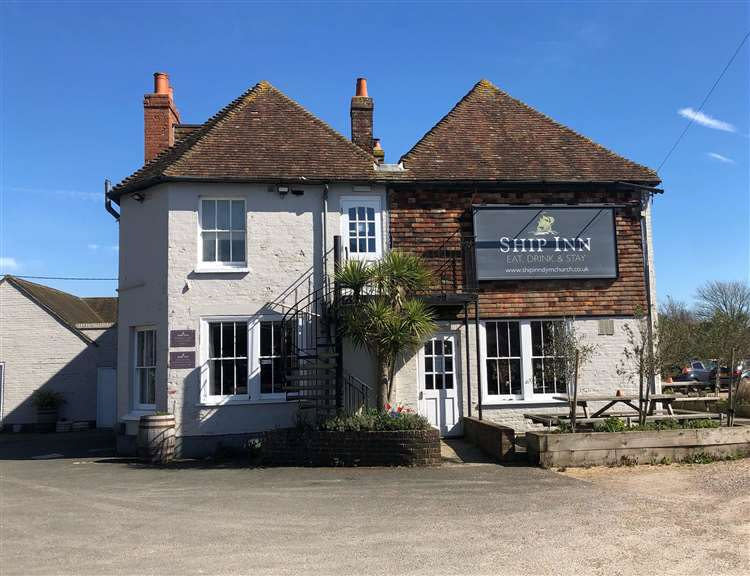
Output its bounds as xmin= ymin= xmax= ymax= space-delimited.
xmin=0 ymin=257 xmax=19 ymax=270
xmin=88 ymin=243 xmax=100 ymax=251
xmin=678 ymin=108 xmax=735 ymax=132
xmin=8 ymin=186 xmax=100 ymax=202
xmin=707 ymin=152 xmax=735 ymax=164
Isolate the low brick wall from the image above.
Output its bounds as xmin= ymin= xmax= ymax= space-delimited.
xmin=262 ymin=428 xmax=441 ymax=467
xmin=527 ymin=426 xmax=750 ymax=468
xmin=463 ymin=417 xmax=515 ymax=461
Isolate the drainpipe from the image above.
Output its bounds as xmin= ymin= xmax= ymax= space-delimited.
xmin=322 ymin=184 xmax=329 ymax=292
xmin=104 ymin=179 xmax=120 ymax=221
xmin=474 ymin=299 xmax=483 ymax=420
xmin=640 ymin=193 xmax=656 ymax=398
xmin=464 ymin=303 xmax=472 ymax=418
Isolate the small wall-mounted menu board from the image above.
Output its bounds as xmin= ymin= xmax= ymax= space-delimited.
xmin=170 ymin=329 xmax=195 ymax=348
xmin=169 ymin=351 xmax=195 ymax=370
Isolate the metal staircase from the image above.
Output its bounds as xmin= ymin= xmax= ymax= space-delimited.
xmin=279 ymin=237 xmax=372 ymax=421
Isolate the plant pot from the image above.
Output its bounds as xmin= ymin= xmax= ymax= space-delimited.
xmin=36 ymin=408 xmax=58 ymax=432
xmin=137 ymin=414 xmax=176 ymax=464
xmin=56 ymin=421 xmax=72 ymax=433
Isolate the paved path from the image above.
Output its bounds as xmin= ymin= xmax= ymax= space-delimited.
xmin=0 ymin=433 xmax=748 ymax=575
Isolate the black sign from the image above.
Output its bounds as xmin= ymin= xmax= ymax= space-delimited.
xmin=473 ymin=207 xmax=618 ymax=280
xmin=170 ymin=329 xmax=195 ymax=348
xmin=169 ymin=351 xmax=195 ymax=370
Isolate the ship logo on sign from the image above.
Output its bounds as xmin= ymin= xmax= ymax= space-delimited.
xmin=533 ymin=214 xmax=557 ymax=236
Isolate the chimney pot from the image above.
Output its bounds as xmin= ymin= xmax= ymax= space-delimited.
xmin=144 ymin=72 xmax=180 ymax=162
xmin=355 ymin=77 xmax=368 ymax=98
xmin=154 ymin=72 xmax=170 ymax=95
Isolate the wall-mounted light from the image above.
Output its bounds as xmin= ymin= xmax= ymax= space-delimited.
xmin=277 ymin=185 xmax=290 ymax=196
xmin=131 ymin=192 xmax=145 ymax=202
xmin=292 ymin=189 xmax=304 ymax=196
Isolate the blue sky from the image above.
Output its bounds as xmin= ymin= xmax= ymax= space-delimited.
xmin=1 ymin=2 xmax=748 ymax=303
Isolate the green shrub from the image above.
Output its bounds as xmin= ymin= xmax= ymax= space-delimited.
xmin=593 ymin=417 xmax=627 ymax=432
xmin=320 ymin=408 xmax=431 ymax=432
xmin=31 ymin=389 xmax=65 ymax=410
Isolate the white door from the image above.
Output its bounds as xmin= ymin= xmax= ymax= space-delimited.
xmin=96 ymin=367 xmax=116 ymax=429
xmin=419 ymin=334 xmax=462 ymax=437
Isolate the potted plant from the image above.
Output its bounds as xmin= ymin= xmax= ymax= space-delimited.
xmin=31 ymin=389 xmax=66 ymax=432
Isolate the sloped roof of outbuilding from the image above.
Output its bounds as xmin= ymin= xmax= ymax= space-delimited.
xmin=0 ymin=276 xmax=117 ymax=344
xmin=109 ymin=81 xmax=378 ymax=199
xmin=398 ymin=79 xmax=659 ymax=184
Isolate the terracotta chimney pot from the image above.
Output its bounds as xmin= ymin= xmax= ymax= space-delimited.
xmin=154 ymin=72 xmax=170 ymax=95
xmin=355 ymin=77 xmax=368 ymax=98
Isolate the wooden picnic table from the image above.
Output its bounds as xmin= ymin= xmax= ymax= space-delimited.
xmin=553 ymin=395 xmax=641 ymax=419
xmin=647 ymin=394 xmax=720 ymax=416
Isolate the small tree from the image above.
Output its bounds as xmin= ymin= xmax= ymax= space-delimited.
xmin=617 ymin=311 xmax=661 ymax=425
xmin=694 ymin=280 xmax=750 ymax=424
xmin=550 ymin=319 xmax=595 ymax=432
xmin=335 ymin=251 xmax=436 ymax=408
xmin=657 ymin=296 xmax=699 ymax=378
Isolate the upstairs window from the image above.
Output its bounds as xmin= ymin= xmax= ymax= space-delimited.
xmin=200 ymin=199 xmax=246 ymax=267
xmin=341 ymin=196 xmax=382 ymax=259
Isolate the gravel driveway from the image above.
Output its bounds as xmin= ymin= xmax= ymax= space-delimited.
xmin=1 ymin=433 xmax=748 ymax=575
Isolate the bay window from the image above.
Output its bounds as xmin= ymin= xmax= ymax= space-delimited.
xmin=481 ymin=319 xmax=568 ymax=403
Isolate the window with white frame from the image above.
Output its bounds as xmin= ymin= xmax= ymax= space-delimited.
xmin=200 ymin=199 xmax=246 ymax=266
xmin=259 ymin=320 xmax=286 ymax=395
xmin=423 ymin=336 xmax=455 ymax=390
xmin=341 ymin=196 xmax=382 ymax=259
xmin=135 ymin=328 xmax=156 ymax=408
xmin=201 ymin=316 xmax=291 ymax=402
xmin=531 ymin=320 xmax=566 ymax=395
xmin=482 ymin=319 xmax=571 ymax=403
xmin=207 ymin=321 xmax=248 ymax=396
xmin=484 ymin=321 xmax=522 ymax=397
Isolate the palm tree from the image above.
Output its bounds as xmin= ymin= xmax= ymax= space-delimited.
xmin=335 ymin=251 xmax=436 ymax=408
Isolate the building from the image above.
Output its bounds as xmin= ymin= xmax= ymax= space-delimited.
xmin=0 ymin=276 xmax=118 ymax=430
xmin=107 ymin=73 xmax=659 ymax=455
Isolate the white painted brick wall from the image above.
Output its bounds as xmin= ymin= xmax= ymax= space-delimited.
xmin=0 ymin=282 xmax=115 ymax=425
xmin=159 ymin=182 xmax=385 ymax=437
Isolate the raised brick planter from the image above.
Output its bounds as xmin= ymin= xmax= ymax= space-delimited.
xmin=262 ymin=428 xmax=441 ymax=467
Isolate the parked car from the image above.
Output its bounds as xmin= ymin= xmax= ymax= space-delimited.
xmin=707 ymin=363 xmax=741 ymax=383
xmin=674 ymin=360 xmax=712 ymax=382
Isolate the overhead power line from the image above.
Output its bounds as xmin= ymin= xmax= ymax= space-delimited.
xmin=657 ymin=31 xmax=750 ymax=172
xmin=6 ymin=275 xmax=118 ymax=281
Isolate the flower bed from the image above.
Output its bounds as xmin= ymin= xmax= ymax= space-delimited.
xmin=527 ymin=425 xmax=750 ymax=468
xmin=262 ymin=427 xmax=441 ymax=467
xmin=262 ymin=407 xmax=439 ymax=467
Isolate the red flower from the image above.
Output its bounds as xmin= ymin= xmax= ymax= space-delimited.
xmin=384 ymin=402 xmax=391 ymax=411
xmin=397 ymin=405 xmax=403 ymax=413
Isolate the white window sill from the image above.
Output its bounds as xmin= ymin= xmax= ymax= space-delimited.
xmin=481 ymin=398 xmax=568 ymax=407
xmin=197 ymin=397 xmax=292 ymax=407
xmin=120 ymin=409 xmax=156 ymax=421
xmin=193 ymin=265 xmax=249 ymax=274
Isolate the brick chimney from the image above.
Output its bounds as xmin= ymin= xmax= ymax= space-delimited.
xmin=144 ymin=72 xmax=180 ymax=163
xmin=350 ymin=77 xmax=373 ymax=154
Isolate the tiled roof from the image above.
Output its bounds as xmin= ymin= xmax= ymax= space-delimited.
xmin=399 ymin=79 xmax=659 ymax=183
xmin=81 ymin=297 xmax=118 ymax=324
xmin=110 ymin=81 xmax=377 ymax=198
xmin=1 ymin=276 xmax=117 ymax=343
